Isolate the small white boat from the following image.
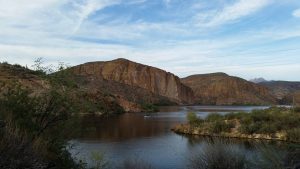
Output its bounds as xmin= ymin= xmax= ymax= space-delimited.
xmin=144 ymin=113 xmax=151 ymax=118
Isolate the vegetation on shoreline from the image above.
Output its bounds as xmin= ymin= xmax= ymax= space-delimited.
xmin=173 ymin=107 xmax=300 ymax=142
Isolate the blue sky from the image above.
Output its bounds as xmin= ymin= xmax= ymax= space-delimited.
xmin=0 ymin=0 xmax=300 ymax=81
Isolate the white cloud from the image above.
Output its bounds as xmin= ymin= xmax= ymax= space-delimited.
xmin=71 ymin=0 xmax=121 ymax=33
xmin=196 ymin=0 xmax=272 ymax=27
xmin=0 ymin=0 xmax=64 ymax=18
xmin=0 ymin=0 xmax=299 ymax=81
xmin=293 ymin=8 xmax=300 ymax=18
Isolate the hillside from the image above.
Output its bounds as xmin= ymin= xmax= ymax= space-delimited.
xmin=0 ymin=63 xmax=48 ymax=93
xmin=181 ymin=73 xmax=276 ymax=105
xmin=1 ymin=59 xmax=194 ymax=114
xmin=259 ymin=81 xmax=300 ymax=104
xmin=70 ymin=58 xmax=194 ymax=104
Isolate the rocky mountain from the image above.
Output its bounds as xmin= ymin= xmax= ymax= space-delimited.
xmin=4 ymin=59 xmax=298 ymax=111
xmin=1 ymin=59 xmax=195 ymax=114
xmin=249 ymin=78 xmax=267 ymax=83
xmin=259 ymin=81 xmax=300 ymax=104
xmin=181 ymin=73 xmax=276 ymax=105
xmin=70 ymin=58 xmax=194 ymax=104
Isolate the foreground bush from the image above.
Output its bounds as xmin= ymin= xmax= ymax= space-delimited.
xmin=0 ymin=83 xmax=82 ymax=169
xmin=188 ymin=140 xmax=248 ymax=169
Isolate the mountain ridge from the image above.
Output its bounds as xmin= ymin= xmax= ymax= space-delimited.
xmin=2 ymin=59 xmax=300 ymax=113
xmin=181 ymin=73 xmax=276 ymax=105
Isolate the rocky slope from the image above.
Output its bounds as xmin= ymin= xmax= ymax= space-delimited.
xmin=259 ymin=81 xmax=300 ymax=104
xmin=181 ymin=73 xmax=276 ymax=105
xmin=0 ymin=63 xmax=128 ymax=114
xmin=70 ymin=58 xmax=194 ymax=104
xmin=0 ymin=63 xmax=48 ymax=94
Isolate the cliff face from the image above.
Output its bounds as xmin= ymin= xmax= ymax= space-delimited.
xmin=71 ymin=58 xmax=194 ymax=104
xmin=259 ymin=81 xmax=300 ymax=104
xmin=181 ymin=73 xmax=276 ymax=105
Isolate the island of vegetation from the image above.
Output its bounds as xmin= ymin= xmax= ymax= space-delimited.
xmin=172 ymin=107 xmax=300 ymax=143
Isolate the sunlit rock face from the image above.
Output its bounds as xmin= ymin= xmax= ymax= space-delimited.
xmin=71 ymin=58 xmax=194 ymax=104
xmin=181 ymin=73 xmax=276 ymax=105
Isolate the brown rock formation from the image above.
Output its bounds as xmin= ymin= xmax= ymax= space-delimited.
xmin=71 ymin=58 xmax=194 ymax=104
xmin=181 ymin=73 xmax=276 ymax=105
xmin=259 ymin=81 xmax=300 ymax=105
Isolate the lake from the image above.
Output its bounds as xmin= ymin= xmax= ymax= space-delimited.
xmin=70 ymin=105 xmax=287 ymax=169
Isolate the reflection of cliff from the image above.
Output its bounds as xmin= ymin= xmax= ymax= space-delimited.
xmin=80 ymin=114 xmax=179 ymax=141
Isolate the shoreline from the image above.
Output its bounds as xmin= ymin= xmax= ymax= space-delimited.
xmin=171 ymin=124 xmax=300 ymax=143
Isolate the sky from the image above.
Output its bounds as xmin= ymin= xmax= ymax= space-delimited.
xmin=0 ymin=0 xmax=300 ymax=81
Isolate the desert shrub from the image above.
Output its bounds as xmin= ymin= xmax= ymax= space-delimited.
xmin=188 ymin=140 xmax=248 ymax=169
xmin=187 ymin=112 xmax=204 ymax=127
xmin=187 ymin=112 xmax=198 ymax=123
xmin=206 ymin=113 xmax=223 ymax=122
xmin=239 ymin=122 xmax=261 ymax=134
xmin=224 ymin=112 xmax=245 ymax=120
xmin=0 ymin=84 xmax=82 ymax=169
xmin=286 ymin=128 xmax=300 ymax=142
xmin=210 ymin=121 xmax=234 ymax=134
xmin=251 ymin=110 xmax=271 ymax=122
xmin=258 ymin=123 xmax=278 ymax=134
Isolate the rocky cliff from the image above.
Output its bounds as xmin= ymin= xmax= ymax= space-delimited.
xmin=181 ymin=73 xmax=276 ymax=105
xmin=71 ymin=58 xmax=194 ymax=104
xmin=259 ymin=81 xmax=300 ymax=104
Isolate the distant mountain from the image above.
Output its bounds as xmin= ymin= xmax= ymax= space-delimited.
xmin=250 ymin=78 xmax=267 ymax=83
xmin=181 ymin=73 xmax=276 ymax=105
xmin=259 ymin=81 xmax=300 ymax=104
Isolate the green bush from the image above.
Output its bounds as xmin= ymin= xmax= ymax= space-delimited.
xmin=187 ymin=112 xmax=204 ymax=126
xmin=206 ymin=113 xmax=223 ymax=122
xmin=187 ymin=112 xmax=198 ymax=124
xmin=0 ymin=83 xmax=82 ymax=169
xmin=210 ymin=121 xmax=234 ymax=134
xmin=258 ymin=123 xmax=278 ymax=134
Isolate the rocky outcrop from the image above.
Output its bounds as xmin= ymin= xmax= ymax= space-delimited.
xmin=181 ymin=73 xmax=276 ymax=105
xmin=259 ymin=81 xmax=300 ymax=105
xmin=71 ymin=58 xmax=194 ymax=104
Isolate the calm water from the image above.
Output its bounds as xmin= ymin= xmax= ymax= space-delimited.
xmin=70 ymin=106 xmax=281 ymax=169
